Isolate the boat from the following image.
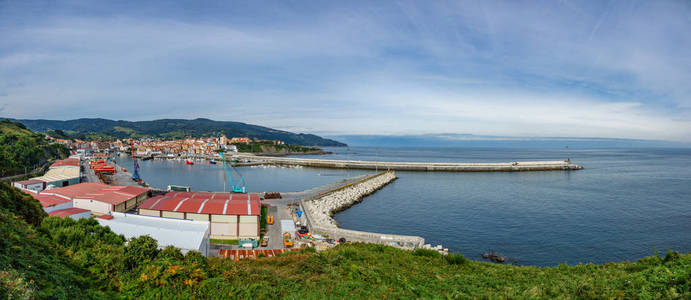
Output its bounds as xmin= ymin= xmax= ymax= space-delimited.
xmin=209 ymin=160 xmax=217 ymax=165
xmin=185 ymin=159 xmax=194 ymax=165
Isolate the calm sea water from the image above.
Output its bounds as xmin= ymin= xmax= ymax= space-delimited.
xmin=116 ymin=146 xmax=691 ymax=266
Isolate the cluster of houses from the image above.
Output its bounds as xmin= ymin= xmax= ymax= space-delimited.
xmin=47 ymin=134 xmax=285 ymax=157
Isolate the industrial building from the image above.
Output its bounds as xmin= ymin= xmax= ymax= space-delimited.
xmin=40 ymin=182 xmax=149 ymax=215
xmin=13 ymin=179 xmax=45 ymax=192
xmin=48 ymin=207 xmax=91 ymax=220
xmin=138 ymin=191 xmax=261 ymax=240
xmin=25 ymin=190 xmax=91 ymax=220
xmin=30 ymin=157 xmax=81 ymax=189
xmin=27 ymin=191 xmax=72 ymax=213
xmin=96 ymin=212 xmax=210 ymax=256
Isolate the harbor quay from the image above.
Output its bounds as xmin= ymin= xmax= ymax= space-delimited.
xmin=300 ymin=171 xmax=426 ymax=250
xmin=231 ymin=153 xmax=584 ymax=172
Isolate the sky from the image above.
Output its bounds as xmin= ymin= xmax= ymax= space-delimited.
xmin=1 ymin=0 xmax=690 ymax=141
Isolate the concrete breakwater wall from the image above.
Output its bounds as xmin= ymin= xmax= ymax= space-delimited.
xmin=301 ymin=171 xmax=425 ymax=249
xmin=233 ymin=154 xmax=584 ymax=172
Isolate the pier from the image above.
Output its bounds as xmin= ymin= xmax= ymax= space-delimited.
xmin=231 ymin=154 xmax=584 ymax=172
xmin=300 ymin=171 xmax=425 ymax=249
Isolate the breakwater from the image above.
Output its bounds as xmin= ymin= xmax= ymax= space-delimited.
xmin=233 ymin=154 xmax=583 ymax=172
xmin=301 ymin=171 xmax=425 ymax=249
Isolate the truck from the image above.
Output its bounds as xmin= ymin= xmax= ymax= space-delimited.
xmin=283 ymin=232 xmax=293 ymax=248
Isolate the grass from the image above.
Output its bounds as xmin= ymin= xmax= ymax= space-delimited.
xmin=204 ymin=243 xmax=690 ymax=299
xmin=209 ymin=239 xmax=238 ymax=245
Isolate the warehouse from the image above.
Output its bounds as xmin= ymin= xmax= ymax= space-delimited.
xmin=40 ymin=182 xmax=149 ymax=214
xmin=96 ymin=212 xmax=210 ymax=256
xmin=49 ymin=158 xmax=80 ymax=168
xmin=138 ymin=191 xmax=261 ymax=240
xmin=48 ymin=207 xmax=91 ymax=220
xmin=24 ymin=190 xmax=91 ymax=220
xmin=31 ymin=157 xmax=82 ymax=189
xmin=13 ymin=179 xmax=45 ymax=192
xmin=25 ymin=190 xmax=73 ymax=213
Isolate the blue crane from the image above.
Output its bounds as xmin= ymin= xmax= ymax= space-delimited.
xmin=130 ymin=139 xmax=141 ymax=182
xmin=217 ymin=151 xmax=246 ymax=193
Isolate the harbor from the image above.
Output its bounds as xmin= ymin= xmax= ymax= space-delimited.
xmin=101 ymin=153 xmax=435 ymax=255
xmin=15 ymin=144 xmax=691 ymax=266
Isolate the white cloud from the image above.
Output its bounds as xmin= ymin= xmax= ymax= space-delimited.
xmin=0 ymin=1 xmax=690 ymax=141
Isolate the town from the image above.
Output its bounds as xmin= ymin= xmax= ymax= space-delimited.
xmin=45 ymin=134 xmax=287 ymax=158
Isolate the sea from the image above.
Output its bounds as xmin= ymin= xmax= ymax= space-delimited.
xmin=114 ymin=145 xmax=691 ymax=266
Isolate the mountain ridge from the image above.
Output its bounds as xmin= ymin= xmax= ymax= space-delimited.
xmin=7 ymin=118 xmax=346 ymax=146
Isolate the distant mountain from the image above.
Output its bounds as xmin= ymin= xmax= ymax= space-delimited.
xmin=329 ymin=133 xmax=688 ymax=148
xmin=8 ymin=118 xmax=346 ymax=146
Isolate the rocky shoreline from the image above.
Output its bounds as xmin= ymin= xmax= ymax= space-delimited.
xmin=300 ymin=171 xmax=425 ymax=249
xmin=303 ymin=171 xmax=397 ymax=229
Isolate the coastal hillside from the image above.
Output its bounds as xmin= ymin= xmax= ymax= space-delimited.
xmin=1 ymin=181 xmax=689 ymax=298
xmin=10 ymin=118 xmax=346 ymax=146
xmin=0 ymin=120 xmax=69 ymax=177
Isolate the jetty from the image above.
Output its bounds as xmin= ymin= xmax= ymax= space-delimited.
xmin=300 ymin=171 xmax=425 ymax=249
xmin=231 ymin=154 xmax=583 ymax=172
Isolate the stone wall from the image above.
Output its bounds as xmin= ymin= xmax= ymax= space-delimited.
xmin=301 ymin=171 xmax=425 ymax=249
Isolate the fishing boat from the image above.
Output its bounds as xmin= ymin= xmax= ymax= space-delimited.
xmin=209 ymin=160 xmax=217 ymax=165
xmin=185 ymin=159 xmax=194 ymax=165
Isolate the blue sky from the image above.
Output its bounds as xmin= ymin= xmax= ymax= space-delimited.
xmin=1 ymin=0 xmax=690 ymax=141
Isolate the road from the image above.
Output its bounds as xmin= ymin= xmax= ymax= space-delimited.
xmin=81 ymin=160 xmax=100 ymax=183
xmin=261 ymin=174 xmax=370 ymax=250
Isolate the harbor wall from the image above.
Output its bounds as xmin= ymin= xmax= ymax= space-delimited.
xmin=233 ymin=154 xmax=584 ymax=172
xmin=301 ymin=171 xmax=425 ymax=249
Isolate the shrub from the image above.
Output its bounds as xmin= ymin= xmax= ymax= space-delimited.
xmin=184 ymin=251 xmax=208 ymax=267
xmin=663 ymin=249 xmax=681 ymax=263
xmin=300 ymin=246 xmax=316 ymax=254
xmin=124 ymin=235 xmax=159 ymax=269
xmin=413 ymin=248 xmax=441 ymax=258
xmin=159 ymin=245 xmax=184 ymax=261
xmin=444 ymin=253 xmax=468 ymax=265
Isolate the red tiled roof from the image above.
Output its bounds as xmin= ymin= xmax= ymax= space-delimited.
xmin=41 ymin=183 xmax=148 ymax=205
xmin=14 ymin=179 xmax=44 ymax=186
xmin=51 ymin=158 xmax=80 ymax=168
xmin=48 ymin=207 xmax=90 ymax=218
xmin=27 ymin=192 xmax=71 ymax=208
xmin=139 ymin=191 xmax=260 ymax=216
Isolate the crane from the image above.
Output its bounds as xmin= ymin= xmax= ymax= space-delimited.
xmin=217 ymin=150 xmax=246 ymax=193
xmin=130 ymin=139 xmax=141 ymax=182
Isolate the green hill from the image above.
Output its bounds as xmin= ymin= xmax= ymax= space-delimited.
xmin=1 ymin=181 xmax=689 ymax=298
xmin=9 ymin=118 xmax=346 ymax=146
xmin=0 ymin=119 xmax=69 ymax=177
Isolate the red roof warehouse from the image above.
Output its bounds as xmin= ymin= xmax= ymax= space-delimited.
xmin=138 ymin=191 xmax=261 ymax=239
xmin=40 ymin=183 xmax=149 ymax=214
xmin=50 ymin=158 xmax=80 ymax=168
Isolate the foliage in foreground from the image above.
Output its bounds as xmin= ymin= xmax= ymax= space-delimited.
xmin=1 ymin=182 xmax=690 ymax=299
xmin=0 ymin=119 xmax=69 ymax=177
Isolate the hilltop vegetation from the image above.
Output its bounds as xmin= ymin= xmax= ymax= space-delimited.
xmin=1 ymin=181 xmax=689 ymax=299
xmin=0 ymin=119 xmax=69 ymax=177
xmin=10 ymin=118 xmax=346 ymax=146
xmin=235 ymin=141 xmax=327 ymax=155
